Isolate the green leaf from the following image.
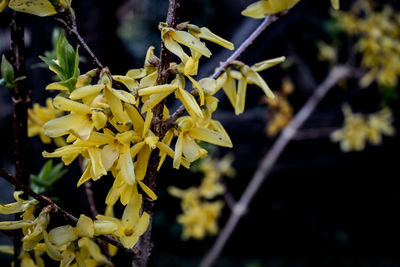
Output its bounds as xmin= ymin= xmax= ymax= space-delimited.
xmin=39 ymin=56 xmax=66 ymax=80
xmin=30 ymin=160 xmax=67 ymax=194
xmin=56 ymin=36 xmax=76 ymax=78
xmin=1 ymin=55 xmax=15 ymax=89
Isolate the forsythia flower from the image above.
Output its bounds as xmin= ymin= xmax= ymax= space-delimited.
xmin=242 ymin=0 xmax=300 ymax=19
xmin=169 ymin=154 xmax=235 ymax=240
xmin=95 ymin=191 xmax=149 ymax=248
xmin=264 ymin=77 xmax=294 ymax=137
xmin=216 ymin=57 xmax=285 ymax=115
xmin=331 ymin=105 xmax=395 ymax=152
xmin=28 ymin=98 xmax=66 ymax=146
xmin=337 ymin=1 xmax=400 ymax=88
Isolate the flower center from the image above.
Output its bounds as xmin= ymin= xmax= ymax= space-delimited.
xmin=124 ymin=228 xmax=134 ymax=236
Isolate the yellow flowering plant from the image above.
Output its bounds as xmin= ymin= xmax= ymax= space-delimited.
xmin=2 ymin=0 xmax=391 ymax=266
xmin=0 ymin=0 xmax=294 ymax=265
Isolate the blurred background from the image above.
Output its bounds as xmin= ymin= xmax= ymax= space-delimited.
xmin=1 ymin=0 xmax=400 ymax=266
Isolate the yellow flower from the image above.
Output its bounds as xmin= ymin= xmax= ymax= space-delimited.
xmin=173 ymin=116 xmax=232 ymax=169
xmin=44 ymin=96 xmax=107 ymax=141
xmin=331 ymin=0 xmax=339 ymax=10
xmin=242 ymin=0 xmax=300 ymax=19
xmin=69 ymin=69 xmax=135 ymax=124
xmin=331 ymin=105 xmax=396 ymax=152
xmin=28 ymin=98 xmax=66 ymax=146
xmin=95 ymin=191 xmax=149 ymax=249
xmin=159 ymin=22 xmax=212 ymax=65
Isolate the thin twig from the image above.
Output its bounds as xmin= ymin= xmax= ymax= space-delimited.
xmin=135 ymin=1 xmax=180 ymax=266
xmin=10 ymin=11 xmax=30 ymax=266
xmin=0 ymin=168 xmax=139 ymax=256
xmin=199 ymin=66 xmax=353 ymax=267
xmin=55 ymin=8 xmax=104 ymax=69
xmin=167 ymin=15 xmax=280 ymax=126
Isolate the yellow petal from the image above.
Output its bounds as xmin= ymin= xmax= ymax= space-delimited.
xmin=143 ymin=110 xmax=153 ymax=137
xmin=45 ymin=82 xmax=70 ymax=91
xmin=120 ymin=235 xmax=139 ymax=249
xmin=138 ymin=181 xmax=157 ymax=200
xmin=135 ymin=212 xmax=150 ymax=236
xmin=171 ymin=30 xmax=212 ymax=58
xmin=176 ymin=88 xmax=203 ymax=118
xmin=173 ymin=132 xmax=184 ymax=169
xmin=0 ymin=245 xmax=14 ymax=255
xmin=235 ymin=77 xmax=247 ymax=115
xmin=125 ymin=104 xmax=144 ymax=133
xmin=244 ymin=67 xmax=275 ymax=99
xmin=9 ymin=0 xmax=57 ymax=17
xmin=196 ymin=26 xmax=234 ymax=50
xmin=53 ymin=96 xmax=91 ymax=114
xmin=112 ymin=75 xmax=138 ymax=91
xmin=0 ymin=220 xmax=32 ymax=230
xmin=48 ymin=225 xmax=77 ymax=247
xmin=126 ymin=68 xmax=147 ymax=79
xmin=43 ymin=231 xmax=64 ymax=261
xmin=163 ymin=37 xmax=190 ymax=63
xmin=110 ymin=88 xmax=136 ymax=104
xmin=0 ymin=201 xmax=34 ymax=215
xmin=101 ymin=144 xmax=120 ymax=171
xmin=156 ymin=141 xmax=190 ymax=169
xmin=118 ymin=146 xmax=135 ymax=185
xmin=331 ymin=0 xmax=339 ymax=10
xmin=92 ymin=110 xmax=107 ymax=130
xmin=140 ymin=71 xmax=158 ymax=88
xmin=222 ymin=71 xmax=237 ymax=109
xmin=141 ymin=91 xmax=172 ymax=114
xmin=60 ymin=249 xmax=75 ymax=267
xmin=77 ymin=162 xmax=92 ymax=187
xmin=104 ymin=87 xmax=130 ymax=124
xmin=76 ymin=214 xmax=94 ymax=238
xmin=251 ymin=56 xmax=286 ymax=72
xmin=188 ymin=127 xmax=233 ymax=147
xmin=182 ymin=135 xmax=207 ymax=162
xmin=93 ymin=220 xmax=119 ymax=235
xmin=69 ymin=84 xmax=104 ymax=100
xmin=135 ymin=145 xmax=151 ymax=181
xmin=122 ymin=190 xmax=141 ymax=226
xmin=186 ymin=75 xmax=205 ymax=106
xmin=242 ymin=0 xmax=300 ymax=18
xmin=138 ymin=84 xmax=177 ymax=96
xmin=88 ymin=147 xmax=107 ymax=179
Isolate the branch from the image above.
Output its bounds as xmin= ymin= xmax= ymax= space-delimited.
xmin=55 ymin=8 xmax=104 ymax=69
xmin=10 ymin=11 xmax=30 ymax=266
xmin=0 ymin=169 xmax=140 ymax=256
xmin=199 ymin=66 xmax=354 ymax=267
xmin=167 ymin=15 xmax=280 ymax=126
xmin=136 ymin=1 xmax=180 ymax=266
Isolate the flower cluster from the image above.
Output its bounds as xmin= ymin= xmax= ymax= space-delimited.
xmin=21 ymin=15 xmax=283 ymax=255
xmin=331 ymin=105 xmax=395 ymax=152
xmin=169 ymin=154 xmax=235 ymax=240
xmin=0 ymin=189 xmax=149 ymax=265
xmin=1 ymin=0 xmax=287 ymax=264
xmin=336 ymin=1 xmax=400 ymax=88
xmin=264 ymin=77 xmax=294 ymax=137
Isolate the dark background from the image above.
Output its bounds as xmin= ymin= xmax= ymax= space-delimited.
xmin=1 ymin=0 xmax=400 ymax=266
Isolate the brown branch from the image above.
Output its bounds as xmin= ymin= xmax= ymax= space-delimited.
xmin=55 ymin=8 xmax=104 ymax=69
xmin=9 ymin=11 xmax=30 ymax=266
xmin=0 ymin=168 xmax=139 ymax=256
xmin=199 ymin=66 xmax=354 ymax=267
xmin=166 ymin=15 xmax=280 ymax=127
xmin=136 ymin=1 xmax=180 ymax=266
